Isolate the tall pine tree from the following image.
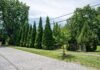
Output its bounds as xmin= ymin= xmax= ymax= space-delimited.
xmin=35 ymin=17 xmax=43 ymax=49
xmin=31 ymin=21 xmax=36 ymax=48
xmin=42 ymin=17 xmax=54 ymax=50
xmin=53 ymin=23 xmax=61 ymax=44
xmin=27 ymin=25 xmax=32 ymax=47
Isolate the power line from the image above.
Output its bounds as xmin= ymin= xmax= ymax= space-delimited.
xmin=54 ymin=20 xmax=67 ymax=24
xmin=51 ymin=3 xmax=100 ymax=21
xmin=91 ymin=3 xmax=100 ymax=7
xmin=51 ymin=13 xmax=73 ymax=20
xmin=51 ymin=3 xmax=100 ymax=24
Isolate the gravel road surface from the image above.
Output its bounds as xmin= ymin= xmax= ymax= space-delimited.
xmin=0 ymin=47 xmax=95 ymax=70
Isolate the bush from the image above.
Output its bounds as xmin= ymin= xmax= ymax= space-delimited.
xmin=86 ymin=44 xmax=97 ymax=52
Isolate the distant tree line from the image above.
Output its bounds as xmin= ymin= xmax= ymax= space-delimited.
xmin=0 ymin=0 xmax=100 ymax=51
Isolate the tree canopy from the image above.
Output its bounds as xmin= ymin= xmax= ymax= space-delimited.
xmin=67 ymin=5 xmax=100 ymax=51
xmin=0 ymin=0 xmax=99 ymax=52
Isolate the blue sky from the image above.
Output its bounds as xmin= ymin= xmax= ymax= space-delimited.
xmin=19 ymin=0 xmax=100 ymax=24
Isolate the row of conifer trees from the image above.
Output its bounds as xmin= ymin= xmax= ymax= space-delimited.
xmin=19 ymin=17 xmax=55 ymax=50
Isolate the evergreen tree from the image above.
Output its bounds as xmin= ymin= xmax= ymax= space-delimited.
xmin=20 ymin=24 xmax=27 ymax=47
xmin=20 ymin=23 xmax=29 ymax=47
xmin=96 ymin=7 xmax=100 ymax=44
xmin=53 ymin=23 xmax=61 ymax=44
xmin=35 ymin=17 xmax=43 ymax=49
xmin=31 ymin=21 xmax=36 ymax=48
xmin=42 ymin=17 xmax=54 ymax=50
xmin=27 ymin=25 xmax=32 ymax=47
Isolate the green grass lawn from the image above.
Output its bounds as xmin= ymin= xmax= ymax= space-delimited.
xmin=11 ymin=46 xmax=100 ymax=69
xmin=96 ymin=46 xmax=100 ymax=53
xmin=84 ymin=46 xmax=100 ymax=55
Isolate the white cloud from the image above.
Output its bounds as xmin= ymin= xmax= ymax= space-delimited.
xmin=19 ymin=0 xmax=100 ymax=24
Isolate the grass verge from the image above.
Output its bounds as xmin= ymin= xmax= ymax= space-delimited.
xmin=10 ymin=46 xmax=100 ymax=69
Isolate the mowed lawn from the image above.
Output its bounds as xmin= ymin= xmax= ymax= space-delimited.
xmin=11 ymin=46 xmax=100 ymax=69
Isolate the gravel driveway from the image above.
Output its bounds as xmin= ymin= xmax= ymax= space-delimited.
xmin=0 ymin=47 xmax=95 ymax=70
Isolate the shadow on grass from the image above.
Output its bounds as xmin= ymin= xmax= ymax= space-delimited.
xmin=61 ymin=54 xmax=75 ymax=61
